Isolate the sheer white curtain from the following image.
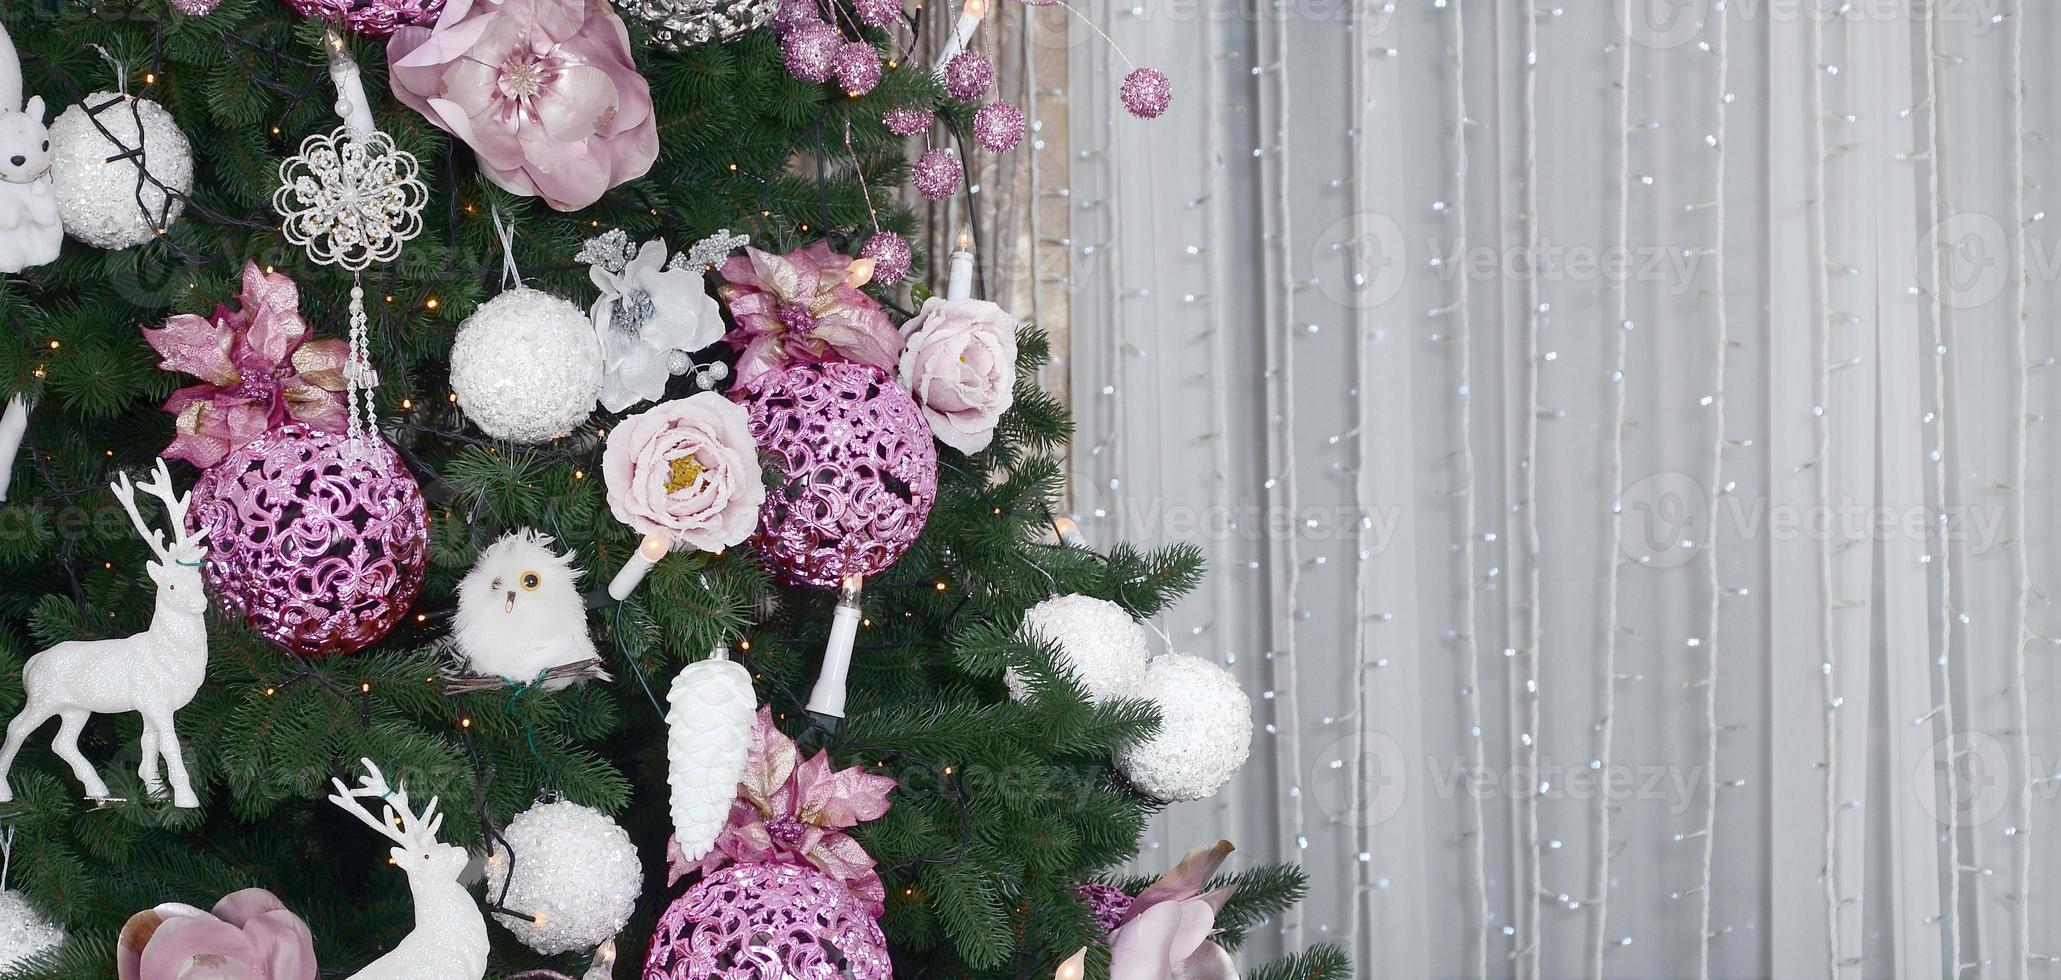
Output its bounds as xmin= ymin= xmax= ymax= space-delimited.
xmin=1065 ymin=1 xmax=2061 ymax=976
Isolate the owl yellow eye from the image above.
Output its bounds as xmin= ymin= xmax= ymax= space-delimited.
xmin=520 ymin=572 xmax=541 ymax=591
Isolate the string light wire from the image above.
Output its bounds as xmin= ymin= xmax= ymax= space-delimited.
xmin=1514 ymin=2 xmax=1544 ymax=975
xmin=2005 ymin=2 xmax=2034 ymax=972
xmin=1696 ymin=5 xmax=1731 ymax=978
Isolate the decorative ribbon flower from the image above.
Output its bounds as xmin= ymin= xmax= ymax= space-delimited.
xmin=117 ymin=887 xmax=318 ymax=980
xmin=602 ymin=391 xmax=764 ymax=553
xmin=1074 ymin=840 xmax=1240 ymax=980
xmin=143 ymin=261 xmax=347 ymax=468
xmin=579 ymin=230 xmax=725 ymax=412
xmin=386 ymin=0 xmax=659 ymax=211
xmin=897 ymin=297 xmax=1018 ymax=453
xmin=666 ymin=707 xmax=897 ymax=915
xmin=718 ymin=242 xmax=901 ymax=384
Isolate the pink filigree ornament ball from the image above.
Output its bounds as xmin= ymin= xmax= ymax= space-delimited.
xmin=642 ymin=863 xmax=891 ymax=980
xmin=283 ymin=0 xmax=444 ymax=37
xmin=734 ymin=362 xmax=937 ymax=588
xmin=186 ymin=424 xmax=429 ymax=658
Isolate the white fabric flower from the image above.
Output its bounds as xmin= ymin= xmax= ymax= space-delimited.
xmin=896 ymin=297 xmax=1019 ymax=453
xmin=591 ymin=239 xmax=725 ymax=412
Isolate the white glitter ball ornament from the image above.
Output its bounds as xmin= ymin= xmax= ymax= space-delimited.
xmin=449 ymin=288 xmax=603 ymax=443
xmin=49 ymin=93 xmax=193 ymax=249
xmin=1008 ymin=594 xmax=1150 ymax=704
xmin=0 ymin=890 xmax=64 ymax=970
xmin=1114 ymin=654 xmax=1253 ymax=802
xmin=487 ymin=800 xmax=642 ymax=955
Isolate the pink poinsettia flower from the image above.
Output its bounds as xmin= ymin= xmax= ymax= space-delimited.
xmin=717 ymin=243 xmax=902 ymax=383
xmin=143 ymin=261 xmax=348 ymax=469
xmin=387 ymin=0 xmax=659 ymax=211
xmin=665 ymin=707 xmax=897 ymax=915
xmin=116 ymin=887 xmax=318 ymax=980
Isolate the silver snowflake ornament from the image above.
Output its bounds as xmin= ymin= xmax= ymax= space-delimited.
xmin=274 ymin=127 xmax=428 ymax=272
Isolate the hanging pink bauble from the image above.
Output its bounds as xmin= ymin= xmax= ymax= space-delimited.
xmin=186 ymin=424 xmax=428 ymax=658
xmin=733 ymin=362 xmax=936 ymax=587
xmin=859 ymin=232 xmax=912 ymax=285
xmin=832 ymin=42 xmax=884 ymax=96
xmin=852 ymin=0 xmax=901 ymax=26
xmin=1121 ymin=66 xmax=1172 ymax=119
xmin=941 ymin=50 xmax=993 ymax=101
xmin=771 ymin=0 xmax=820 ymax=28
xmin=281 ymin=0 xmax=444 ymax=37
xmin=882 ymin=106 xmax=934 ymax=137
xmin=910 ymin=149 xmax=961 ymax=201
xmin=642 ymin=863 xmax=891 ymax=980
xmin=972 ymin=101 xmax=1025 ymax=152
xmin=782 ymin=20 xmax=844 ymax=83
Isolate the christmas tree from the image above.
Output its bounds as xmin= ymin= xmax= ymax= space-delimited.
xmin=0 ymin=1 xmax=1347 ymax=977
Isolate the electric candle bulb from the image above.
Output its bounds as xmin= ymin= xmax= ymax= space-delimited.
xmin=607 ymin=531 xmax=673 ymax=600
xmin=807 ymin=575 xmax=867 ymax=727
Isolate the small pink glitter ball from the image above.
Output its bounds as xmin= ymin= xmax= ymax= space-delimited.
xmin=281 ymin=0 xmax=445 ymax=37
xmin=882 ymin=106 xmax=934 ymax=137
xmin=852 ymin=0 xmax=902 ymax=26
xmin=642 ymin=863 xmax=892 ymax=979
xmin=733 ymin=362 xmax=937 ymax=587
xmin=910 ymin=148 xmax=962 ymax=200
xmin=186 ymin=424 xmax=429 ymax=658
xmin=860 ymin=231 xmax=912 ymax=285
xmin=1076 ymin=882 xmax=1133 ymax=934
xmin=972 ymin=101 xmax=1025 ymax=152
xmin=782 ymin=20 xmax=844 ymax=83
xmin=832 ymin=41 xmax=884 ymax=96
xmin=171 ymin=0 xmax=222 ymax=14
xmin=772 ymin=0 xmax=821 ymax=28
xmin=941 ymin=50 xmax=993 ymax=101
xmin=1121 ymin=66 xmax=1172 ymax=119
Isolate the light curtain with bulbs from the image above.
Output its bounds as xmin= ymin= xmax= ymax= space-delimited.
xmin=1067 ymin=1 xmax=2061 ymax=977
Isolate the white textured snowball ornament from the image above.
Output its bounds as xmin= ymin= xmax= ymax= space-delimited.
xmin=487 ymin=800 xmax=642 ymax=955
xmin=1009 ymin=594 xmax=1151 ymax=704
xmin=49 ymin=92 xmax=193 ymax=248
xmin=1114 ymin=654 xmax=1253 ymax=802
xmin=449 ymin=288 xmax=603 ymax=443
xmin=666 ymin=648 xmax=757 ymax=862
xmin=0 ymin=890 xmax=63 ymax=970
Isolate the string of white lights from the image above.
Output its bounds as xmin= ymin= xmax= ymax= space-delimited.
xmin=1916 ymin=0 xmax=1964 ymax=968
xmin=1196 ymin=0 xmax=1233 ymax=850
xmin=1585 ymin=5 xmax=1633 ymax=976
xmin=1696 ymin=5 xmax=1731 ymax=978
xmin=1806 ymin=10 xmax=1841 ymax=975
xmin=1445 ymin=3 xmax=1492 ymax=975
xmin=2005 ymin=3 xmax=2034 ymax=972
xmin=1345 ymin=0 xmax=1378 ymax=941
xmin=1515 ymin=2 xmax=1544 ymax=976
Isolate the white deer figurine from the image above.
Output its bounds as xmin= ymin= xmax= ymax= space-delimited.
xmin=0 ymin=459 xmax=210 ymax=807
xmin=327 ymin=758 xmax=489 ymax=980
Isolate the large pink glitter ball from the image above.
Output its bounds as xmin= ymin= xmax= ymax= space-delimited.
xmin=859 ymin=231 xmax=912 ymax=285
xmin=782 ymin=20 xmax=844 ymax=84
xmin=881 ymin=106 xmax=933 ymax=137
xmin=186 ymin=424 xmax=428 ymax=658
xmin=832 ymin=41 xmax=883 ymax=96
xmin=643 ymin=863 xmax=891 ymax=979
xmin=281 ymin=0 xmax=444 ymax=37
xmin=972 ymin=101 xmax=1025 ymax=152
xmin=1121 ymin=66 xmax=1172 ymax=119
xmin=733 ymin=362 xmax=936 ymax=587
xmin=909 ymin=149 xmax=961 ymax=201
xmin=941 ymin=50 xmax=993 ymax=101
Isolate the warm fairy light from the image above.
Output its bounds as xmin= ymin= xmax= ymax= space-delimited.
xmin=143 ymin=72 xmax=157 ymax=85
xmin=447 ymin=392 xmax=458 ymax=403
xmin=360 ymin=682 xmax=371 ymax=693
xmin=955 ymin=227 xmax=973 ymax=251
xmin=46 ymin=340 xmax=59 ymax=350
xmin=739 ymin=638 xmax=752 ymax=651
xmin=415 ymin=613 xmax=427 ymax=623
xmin=639 ymin=531 xmax=671 ymax=561
xmin=460 ymin=716 xmax=473 ymax=728
xmin=934 ymin=580 xmax=949 ymax=591
xmin=425 ymin=296 xmax=440 ymax=310
xmin=263 ymin=687 xmax=276 ymax=697
xmin=963 ymin=0 xmax=987 ymax=17
xmin=400 ymin=398 xmax=413 ymax=410
xmin=573 ymin=469 xmax=586 ymax=480
xmin=1054 ymin=948 xmax=1087 ymax=980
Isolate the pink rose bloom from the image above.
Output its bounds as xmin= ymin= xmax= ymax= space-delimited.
xmin=897 ymin=297 xmax=1018 ymax=453
xmin=718 ymin=243 xmax=902 ymax=383
xmin=387 ymin=0 xmax=659 ymax=211
xmin=117 ymin=888 xmax=317 ymax=980
xmin=143 ymin=261 xmax=348 ymax=469
xmin=603 ymin=391 xmax=765 ymax=552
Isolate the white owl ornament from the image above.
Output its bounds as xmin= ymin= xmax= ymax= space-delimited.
xmin=452 ymin=530 xmax=600 ymax=689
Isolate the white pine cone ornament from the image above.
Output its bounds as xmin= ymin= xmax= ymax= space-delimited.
xmin=666 ymin=649 xmax=757 ymax=861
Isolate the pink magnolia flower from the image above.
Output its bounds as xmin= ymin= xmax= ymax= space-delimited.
xmin=387 ymin=0 xmax=659 ymax=211
xmin=718 ymin=242 xmax=902 ymax=383
xmin=143 ymin=261 xmax=348 ymax=469
xmin=116 ymin=887 xmax=317 ymax=980
xmin=1072 ymin=840 xmax=1240 ymax=980
xmin=602 ymin=391 xmax=765 ymax=552
xmin=897 ymin=297 xmax=1018 ymax=453
xmin=665 ymin=707 xmax=897 ymax=915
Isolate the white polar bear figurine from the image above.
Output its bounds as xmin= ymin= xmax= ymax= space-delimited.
xmin=0 ymin=21 xmax=60 ymax=274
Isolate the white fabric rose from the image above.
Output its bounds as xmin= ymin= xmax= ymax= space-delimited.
xmin=592 ymin=239 xmax=725 ymax=412
xmin=896 ymin=297 xmax=1019 ymax=453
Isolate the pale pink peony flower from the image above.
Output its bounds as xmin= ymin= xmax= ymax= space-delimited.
xmin=116 ymin=887 xmax=318 ymax=980
xmin=896 ymin=297 xmax=1018 ymax=453
xmin=386 ymin=0 xmax=659 ymax=212
xmin=603 ymin=391 xmax=765 ymax=552
xmin=717 ymin=242 xmax=902 ymax=383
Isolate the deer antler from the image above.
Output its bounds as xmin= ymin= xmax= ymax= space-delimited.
xmin=111 ymin=460 xmax=208 ymax=563
xmin=327 ymin=758 xmax=443 ymax=852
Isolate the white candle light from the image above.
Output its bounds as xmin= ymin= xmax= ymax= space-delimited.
xmin=807 ymin=574 xmax=867 ymax=722
xmin=0 ymin=395 xmax=26 ymax=505
xmin=1054 ymin=947 xmax=1087 ymax=980
xmin=607 ymin=531 xmax=672 ymax=601
xmin=933 ymin=0 xmax=988 ymax=74
xmin=946 ymin=227 xmax=975 ymax=301
xmin=323 ymin=30 xmax=377 ymax=136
